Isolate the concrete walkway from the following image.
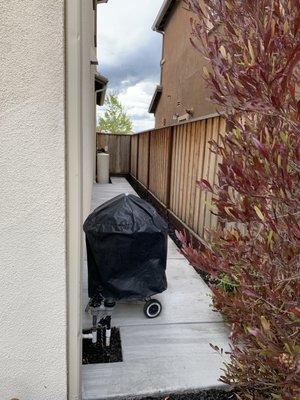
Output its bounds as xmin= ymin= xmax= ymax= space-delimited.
xmin=82 ymin=178 xmax=229 ymax=400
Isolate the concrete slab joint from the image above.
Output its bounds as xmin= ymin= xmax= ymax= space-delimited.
xmin=82 ymin=178 xmax=230 ymax=400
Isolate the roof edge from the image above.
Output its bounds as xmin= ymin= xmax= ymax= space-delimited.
xmin=148 ymin=85 xmax=163 ymax=114
xmin=95 ymin=74 xmax=109 ymax=106
xmin=95 ymin=74 xmax=108 ymax=85
xmin=152 ymin=0 xmax=175 ymax=32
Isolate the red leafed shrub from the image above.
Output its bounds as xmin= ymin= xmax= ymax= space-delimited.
xmin=180 ymin=1 xmax=300 ymax=399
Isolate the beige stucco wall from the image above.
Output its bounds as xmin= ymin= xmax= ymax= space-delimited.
xmin=0 ymin=2 xmax=67 ymax=400
xmin=82 ymin=1 xmax=98 ymax=221
xmin=154 ymin=0 xmax=216 ymax=128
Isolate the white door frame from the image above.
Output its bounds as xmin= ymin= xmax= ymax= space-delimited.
xmin=65 ymin=0 xmax=83 ymax=399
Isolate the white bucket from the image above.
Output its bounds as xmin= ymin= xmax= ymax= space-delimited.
xmin=97 ymin=153 xmax=109 ymax=184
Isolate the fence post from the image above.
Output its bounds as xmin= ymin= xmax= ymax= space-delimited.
xmin=165 ymin=126 xmax=174 ymax=210
xmin=136 ymin=134 xmax=140 ymax=181
xmin=129 ymin=135 xmax=132 ymax=175
xmin=147 ymin=131 xmax=151 ymax=189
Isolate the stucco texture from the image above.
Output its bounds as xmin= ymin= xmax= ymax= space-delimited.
xmin=154 ymin=0 xmax=216 ymax=128
xmin=0 ymin=2 xmax=67 ymax=399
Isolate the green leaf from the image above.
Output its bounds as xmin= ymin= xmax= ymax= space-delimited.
xmin=261 ymin=316 xmax=271 ymax=332
xmin=220 ymin=45 xmax=227 ymax=59
xmin=248 ymin=40 xmax=255 ymax=65
xmin=98 ymin=92 xmax=133 ymax=134
xmin=271 ymin=394 xmax=282 ymax=399
xmin=267 ymin=230 xmax=274 ymax=248
xmin=254 ymin=206 xmax=265 ymax=222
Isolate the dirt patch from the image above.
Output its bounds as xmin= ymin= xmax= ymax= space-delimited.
xmin=129 ymin=389 xmax=236 ymax=400
xmin=82 ymin=327 xmax=123 ymax=364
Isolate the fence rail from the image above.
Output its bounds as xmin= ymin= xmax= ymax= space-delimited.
xmin=130 ymin=115 xmax=225 ymax=241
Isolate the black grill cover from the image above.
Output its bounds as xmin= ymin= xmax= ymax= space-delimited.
xmin=83 ymin=194 xmax=168 ymax=300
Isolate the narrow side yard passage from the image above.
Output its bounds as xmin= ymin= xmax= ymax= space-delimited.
xmin=82 ymin=178 xmax=230 ymax=400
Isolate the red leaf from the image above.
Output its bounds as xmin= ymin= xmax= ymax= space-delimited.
xmin=288 ymin=308 xmax=300 ymax=318
xmin=197 ymin=179 xmax=214 ymax=193
xmin=243 ymin=289 xmax=259 ymax=299
xmin=252 ymin=137 xmax=270 ymax=160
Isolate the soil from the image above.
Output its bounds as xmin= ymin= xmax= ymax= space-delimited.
xmin=82 ymin=327 xmax=123 ymax=364
xmin=129 ymin=389 xmax=236 ymax=400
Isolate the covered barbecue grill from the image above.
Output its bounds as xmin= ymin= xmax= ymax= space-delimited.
xmin=83 ymin=193 xmax=168 ymax=318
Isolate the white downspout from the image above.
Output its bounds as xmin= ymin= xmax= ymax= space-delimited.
xmin=65 ymin=0 xmax=83 ymax=398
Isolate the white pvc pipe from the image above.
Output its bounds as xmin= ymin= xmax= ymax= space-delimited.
xmin=92 ymin=330 xmax=97 ymax=344
xmin=106 ymin=329 xmax=111 ymax=347
xmin=82 ymin=333 xmax=93 ymax=340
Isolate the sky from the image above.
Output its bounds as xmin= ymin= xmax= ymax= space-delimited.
xmin=97 ymin=0 xmax=164 ymax=132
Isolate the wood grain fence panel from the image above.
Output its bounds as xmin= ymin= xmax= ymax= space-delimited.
xmin=170 ymin=127 xmax=178 ymax=213
xmin=179 ymin=124 xmax=187 ymax=220
xmin=193 ymin=120 xmax=207 ymax=233
xmin=189 ymin=121 xmax=201 ymax=228
xmin=210 ymin=117 xmax=225 ymax=231
xmin=137 ymin=132 xmax=150 ymax=187
xmin=204 ymin=117 xmax=220 ymax=235
xmin=184 ymin=122 xmax=196 ymax=226
xmin=148 ymin=128 xmax=170 ymax=204
xmin=131 ymin=114 xmax=225 ymax=242
xmin=97 ymin=133 xmax=109 ymax=149
xmin=198 ymin=118 xmax=213 ymax=237
xmin=177 ymin=125 xmax=184 ymax=217
xmin=117 ymin=135 xmax=131 ymax=173
xmin=177 ymin=125 xmax=184 ymax=219
xmin=180 ymin=124 xmax=187 ymax=221
xmin=130 ymin=135 xmax=138 ymax=177
xmin=172 ymin=124 xmax=184 ymax=216
xmin=97 ymin=133 xmax=131 ymax=174
xmin=181 ymin=124 xmax=190 ymax=222
xmin=172 ymin=126 xmax=179 ymax=215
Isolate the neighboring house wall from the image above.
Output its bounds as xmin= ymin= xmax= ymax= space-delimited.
xmin=152 ymin=0 xmax=216 ymax=128
xmin=0 ymin=2 xmax=67 ymax=400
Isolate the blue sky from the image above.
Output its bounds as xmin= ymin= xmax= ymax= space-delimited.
xmin=97 ymin=0 xmax=164 ymax=132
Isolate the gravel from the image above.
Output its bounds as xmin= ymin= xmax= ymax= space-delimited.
xmin=82 ymin=327 xmax=123 ymax=364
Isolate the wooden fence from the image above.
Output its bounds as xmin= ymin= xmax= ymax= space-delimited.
xmin=97 ymin=132 xmax=131 ymax=175
xmin=130 ymin=115 xmax=225 ymax=241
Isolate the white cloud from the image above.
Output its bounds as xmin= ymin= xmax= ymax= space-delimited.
xmin=119 ymin=80 xmax=156 ymax=132
xmin=97 ymin=0 xmax=163 ymax=66
xmin=97 ymin=80 xmax=156 ymax=133
xmin=97 ymin=0 xmax=163 ymax=132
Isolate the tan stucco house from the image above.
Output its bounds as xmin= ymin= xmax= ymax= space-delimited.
xmin=0 ymin=1 xmax=108 ymax=399
xmin=149 ymin=0 xmax=216 ymax=128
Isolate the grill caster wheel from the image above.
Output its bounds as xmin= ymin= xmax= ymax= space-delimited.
xmin=144 ymin=299 xmax=162 ymax=318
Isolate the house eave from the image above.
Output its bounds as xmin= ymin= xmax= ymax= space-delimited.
xmin=149 ymin=85 xmax=163 ymax=114
xmin=95 ymin=74 xmax=109 ymax=106
xmin=152 ymin=0 xmax=176 ymax=33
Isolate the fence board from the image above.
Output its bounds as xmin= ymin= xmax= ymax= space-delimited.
xmin=184 ymin=123 xmax=196 ymax=227
xmin=188 ymin=121 xmax=200 ymax=228
xmin=97 ymin=133 xmax=131 ymax=175
xmin=198 ymin=118 xmax=213 ymax=237
xmin=137 ymin=132 xmax=150 ymax=187
xmin=131 ymin=116 xmax=225 ymax=242
xmin=148 ymin=128 xmax=170 ymax=204
xmin=193 ymin=120 xmax=207 ymax=234
xmin=130 ymin=135 xmax=138 ymax=177
xmin=170 ymin=127 xmax=178 ymax=212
